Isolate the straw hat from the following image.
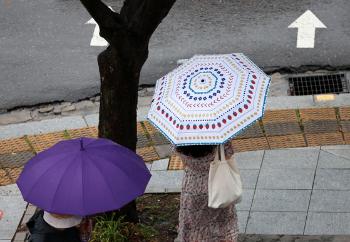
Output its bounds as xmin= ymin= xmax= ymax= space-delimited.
xmin=43 ymin=211 xmax=82 ymax=229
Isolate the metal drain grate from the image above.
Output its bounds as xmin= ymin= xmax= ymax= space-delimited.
xmin=288 ymin=73 xmax=349 ymax=96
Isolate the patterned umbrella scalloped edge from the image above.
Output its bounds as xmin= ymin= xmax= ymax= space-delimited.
xmin=147 ymin=75 xmax=271 ymax=147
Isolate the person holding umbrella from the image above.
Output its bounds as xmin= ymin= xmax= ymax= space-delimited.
xmin=148 ymin=53 xmax=270 ymax=241
xmin=17 ymin=137 xmax=151 ymax=242
xmin=26 ymin=210 xmax=83 ymax=242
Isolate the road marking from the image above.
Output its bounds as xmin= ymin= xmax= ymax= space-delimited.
xmin=288 ymin=10 xmax=327 ymax=48
xmin=86 ymin=18 xmax=108 ymax=46
xmin=85 ymin=6 xmax=114 ymax=47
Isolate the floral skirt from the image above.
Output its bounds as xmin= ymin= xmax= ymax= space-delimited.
xmin=177 ymin=157 xmax=239 ymax=242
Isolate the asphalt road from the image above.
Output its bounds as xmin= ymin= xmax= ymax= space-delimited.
xmin=0 ymin=0 xmax=349 ymax=110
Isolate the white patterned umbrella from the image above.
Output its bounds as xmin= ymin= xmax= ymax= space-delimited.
xmin=147 ymin=53 xmax=270 ymax=146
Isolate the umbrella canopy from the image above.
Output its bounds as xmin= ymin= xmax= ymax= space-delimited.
xmin=17 ymin=137 xmax=151 ymax=216
xmin=148 ymin=53 xmax=270 ymax=145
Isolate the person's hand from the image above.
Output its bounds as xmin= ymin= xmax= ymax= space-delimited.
xmin=0 ymin=210 xmax=4 ymax=220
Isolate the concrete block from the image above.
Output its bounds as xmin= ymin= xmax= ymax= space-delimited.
xmin=145 ymin=170 xmax=184 ymax=193
xmin=257 ymin=168 xmax=315 ymax=189
xmin=137 ymin=106 xmax=150 ymax=121
xmin=310 ymin=190 xmax=350 ymax=212
xmin=84 ymin=113 xmax=99 ymax=127
xmin=266 ymin=96 xmax=314 ymax=110
xmin=262 ymin=148 xmax=319 ymax=169
xmin=237 ymin=211 xmax=249 ymax=233
xmin=251 ymin=189 xmax=311 ymax=212
xmin=151 ymin=158 xmax=169 ymax=171
xmin=236 ymin=189 xmax=254 ymax=211
xmin=318 ymin=150 xmax=350 ymax=169
xmin=246 ymin=211 xmax=306 ymax=234
xmin=234 ymin=151 xmax=264 ymax=169
xmin=305 ymin=212 xmax=350 ymax=235
xmin=314 ymin=169 xmax=350 ymax=190
xmin=240 ymin=170 xmax=259 ymax=189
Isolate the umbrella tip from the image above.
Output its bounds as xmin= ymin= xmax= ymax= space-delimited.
xmin=80 ymin=138 xmax=85 ymax=151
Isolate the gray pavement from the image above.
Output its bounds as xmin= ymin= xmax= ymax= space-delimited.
xmin=1 ymin=0 xmax=350 ymax=110
xmin=146 ymin=145 xmax=350 ymax=235
xmin=1 ymin=145 xmax=350 ymax=239
xmin=0 ymin=185 xmax=27 ymax=241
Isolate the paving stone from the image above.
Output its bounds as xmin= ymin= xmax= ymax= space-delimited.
xmin=236 ymin=189 xmax=254 ymax=211
xmin=0 ymin=117 xmax=87 ymax=139
xmin=0 ymin=184 xmax=22 ymax=196
xmin=151 ymin=158 xmax=169 ymax=171
xmin=246 ymin=211 xmax=306 ymax=234
xmin=150 ymin=132 xmax=170 ymax=145
xmin=321 ymin=145 xmax=350 ymax=150
xmin=138 ymin=96 xmax=153 ymax=107
xmin=61 ymin=104 xmax=76 ymax=112
xmin=154 ymin=144 xmax=172 ymax=159
xmin=0 ymin=110 xmax=32 ymax=125
xmin=262 ymin=148 xmax=319 ymax=169
xmin=0 ymin=185 xmax=27 ymax=240
xmin=38 ymin=106 xmax=54 ymax=113
xmin=237 ymin=211 xmax=249 ymax=233
xmin=145 ymin=170 xmax=184 ymax=193
xmin=145 ymin=163 xmax=152 ymax=171
xmin=305 ymin=212 xmax=350 ymax=235
xmin=238 ymin=234 xmax=349 ymax=242
xmin=84 ymin=114 xmax=99 ymax=127
xmin=136 ymin=146 xmax=159 ymax=162
xmin=75 ymin=100 xmax=95 ymax=110
xmin=318 ymin=150 xmax=350 ymax=169
xmin=0 ymin=151 xmax=34 ymax=168
xmin=314 ymin=169 xmax=350 ymax=190
xmin=257 ymin=168 xmax=315 ymax=189
xmin=251 ymin=189 xmax=311 ymax=212
xmin=309 ymin=190 xmax=350 ymax=212
xmin=266 ymin=96 xmax=314 ymax=110
xmin=234 ymin=151 xmax=264 ymax=170
xmin=0 ymin=169 xmax=12 ymax=186
xmin=136 ymin=134 xmax=150 ymax=148
xmin=137 ymin=106 xmax=150 ymax=121
xmin=0 ymin=138 xmax=30 ymax=155
xmin=240 ymin=170 xmax=259 ymax=189
xmin=67 ymin=127 xmax=98 ymax=139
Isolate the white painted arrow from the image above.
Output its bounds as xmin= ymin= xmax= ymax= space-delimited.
xmin=85 ymin=6 xmax=114 ymax=47
xmin=86 ymin=18 xmax=108 ymax=46
xmin=288 ymin=10 xmax=326 ymax=48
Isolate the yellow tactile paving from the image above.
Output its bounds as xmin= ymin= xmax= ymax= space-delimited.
xmin=339 ymin=107 xmax=350 ymax=120
xmin=267 ymin=134 xmax=306 ymax=149
xmin=305 ymin=132 xmax=345 ymax=146
xmin=299 ymin=108 xmax=337 ymax=121
xmin=0 ymin=169 xmax=12 ymax=186
xmin=168 ymin=155 xmax=184 ymax=170
xmin=137 ymin=122 xmax=146 ymax=136
xmin=231 ymin=137 xmax=270 ymax=152
xmin=67 ymin=127 xmax=98 ymax=139
xmin=0 ymin=137 xmax=31 ymax=154
xmin=5 ymin=167 xmax=23 ymax=183
xmin=344 ymin=133 xmax=350 ymax=144
xmin=27 ymin=132 xmax=66 ymax=153
xmin=263 ymin=110 xmax=299 ymax=123
xmin=143 ymin=121 xmax=157 ymax=135
xmin=136 ymin=146 xmax=159 ymax=162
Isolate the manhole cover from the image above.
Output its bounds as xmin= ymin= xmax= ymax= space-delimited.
xmin=288 ymin=72 xmax=349 ymax=96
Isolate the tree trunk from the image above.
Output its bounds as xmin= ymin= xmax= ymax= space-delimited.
xmin=79 ymin=0 xmax=176 ymax=223
xmin=97 ymin=44 xmax=148 ymax=222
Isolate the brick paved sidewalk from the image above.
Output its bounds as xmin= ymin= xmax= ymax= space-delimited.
xmin=1 ymin=106 xmax=350 ymax=241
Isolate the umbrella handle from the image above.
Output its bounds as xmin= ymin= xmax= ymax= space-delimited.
xmin=80 ymin=138 xmax=85 ymax=151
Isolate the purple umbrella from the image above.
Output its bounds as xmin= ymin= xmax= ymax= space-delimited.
xmin=17 ymin=137 xmax=151 ymax=216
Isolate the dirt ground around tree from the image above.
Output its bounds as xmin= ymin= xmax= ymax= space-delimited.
xmin=137 ymin=194 xmax=350 ymax=242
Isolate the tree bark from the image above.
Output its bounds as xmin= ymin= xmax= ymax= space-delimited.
xmin=80 ymin=0 xmax=176 ymax=223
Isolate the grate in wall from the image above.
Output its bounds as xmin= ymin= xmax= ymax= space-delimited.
xmin=288 ymin=73 xmax=349 ymax=96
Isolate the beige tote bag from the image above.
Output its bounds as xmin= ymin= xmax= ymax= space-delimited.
xmin=208 ymin=144 xmax=242 ymax=208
